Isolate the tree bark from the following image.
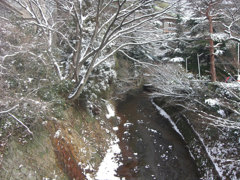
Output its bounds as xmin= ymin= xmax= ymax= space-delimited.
xmin=206 ymin=5 xmax=217 ymax=82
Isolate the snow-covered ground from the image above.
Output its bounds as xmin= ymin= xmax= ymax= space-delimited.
xmin=95 ymin=139 xmax=122 ymax=180
xmin=106 ymin=102 xmax=115 ymax=119
xmin=94 ymin=101 xmax=122 ymax=180
xmin=170 ymin=57 xmax=185 ymax=63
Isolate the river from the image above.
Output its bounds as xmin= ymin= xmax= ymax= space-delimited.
xmin=115 ymin=91 xmax=200 ymax=180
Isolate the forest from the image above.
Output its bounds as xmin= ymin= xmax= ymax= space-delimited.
xmin=0 ymin=0 xmax=240 ymax=179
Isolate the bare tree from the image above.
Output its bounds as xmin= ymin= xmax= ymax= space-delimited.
xmin=222 ymin=0 xmax=240 ymax=42
xmin=10 ymin=0 xmax=177 ymax=100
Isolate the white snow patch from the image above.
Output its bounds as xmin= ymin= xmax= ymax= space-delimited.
xmin=86 ymin=173 xmax=93 ymax=180
xmin=217 ymin=109 xmax=226 ymax=117
xmin=124 ymin=123 xmax=133 ymax=128
xmin=205 ymin=98 xmax=219 ymax=107
xmin=137 ymin=120 xmax=144 ymax=124
xmin=28 ymin=78 xmax=34 ymax=83
xmin=148 ymin=128 xmax=158 ymax=134
xmin=211 ymin=33 xmax=228 ymax=42
xmin=54 ymin=130 xmax=61 ymax=139
xmin=174 ymin=48 xmax=182 ymax=53
xmin=95 ymin=139 xmax=122 ymax=180
xmin=42 ymin=121 xmax=48 ymax=125
xmin=113 ymin=127 xmax=119 ymax=131
xmin=221 ymin=82 xmax=240 ymax=88
xmin=106 ymin=129 xmax=110 ymax=134
xmin=106 ymin=102 xmax=115 ymax=119
xmin=214 ymin=49 xmax=224 ymax=56
xmin=170 ymin=57 xmax=184 ymax=62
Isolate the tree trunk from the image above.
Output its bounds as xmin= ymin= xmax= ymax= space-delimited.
xmin=206 ymin=6 xmax=217 ymax=82
xmin=68 ymin=53 xmax=99 ymax=101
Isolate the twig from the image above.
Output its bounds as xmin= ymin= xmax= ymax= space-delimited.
xmin=8 ymin=113 xmax=33 ymax=134
xmin=0 ymin=105 xmax=19 ymax=114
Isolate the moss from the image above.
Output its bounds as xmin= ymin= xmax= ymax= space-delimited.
xmin=207 ymin=82 xmax=219 ymax=92
xmin=7 ymin=77 xmax=19 ymax=89
xmin=37 ymin=80 xmax=72 ymax=102
xmin=51 ymin=106 xmax=111 ymax=178
xmin=51 ymin=104 xmax=66 ymax=119
xmin=37 ymin=87 xmax=56 ymax=101
xmin=85 ymin=115 xmax=96 ymax=123
xmin=0 ymin=122 xmax=68 ymax=179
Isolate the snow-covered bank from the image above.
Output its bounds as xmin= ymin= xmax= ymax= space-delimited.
xmin=95 ymin=138 xmax=122 ymax=180
xmin=151 ymin=99 xmax=185 ymax=141
xmin=150 ymin=80 xmax=240 ymax=179
xmin=106 ymin=102 xmax=115 ymax=119
xmin=152 ymin=96 xmax=222 ymax=179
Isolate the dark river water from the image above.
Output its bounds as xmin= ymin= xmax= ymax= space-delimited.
xmin=115 ymin=92 xmax=200 ymax=180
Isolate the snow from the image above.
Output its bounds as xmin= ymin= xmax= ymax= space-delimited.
xmin=68 ymin=76 xmax=85 ymax=99
xmin=217 ymin=109 xmax=226 ymax=117
xmin=54 ymin=130 xmax=61 ymax=139
xmin=95 ymin=139 xmax=122 ymax=180
xmin=123 ymin=123 xmax=133 ymax=128
xmin=174 ymin=48 xmax=182 ymax=53
xmin=220 ymin=82 xmax=240 ymax=88
xmin=148 ymin=128 xmax=158 ymax=134
xmin=197 ymin=133 xmax=223 ymax=177
xmin=205 ymin=98 xmax=219 ymax=107
xmin=211 ymin=33 xmax=228 ymax=42
xmin=106 ymin=102 xmax=115 ymax=119
xmin=28 ymin=78 xmax=34 ymax=83
xmin=113 ymin=127 xmax=119 ymax=131
xmin=151 ymin=99 xmax=185 ymax=141
xmin=184 ymin=117 xmax=223 ymax=178
xmin=170 ymin=57 xmax=184 ymax=62
xmin=214 ymin=49 xmax=224 ymax=56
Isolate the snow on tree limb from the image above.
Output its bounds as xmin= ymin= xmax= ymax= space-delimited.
xmin=8 ymin=113 xmax=33 ymax=134
xmin=8 ymin=0 xmax=179 ymax=100
xmin=0 ymin=105 xmax=33 ymax=134
xmin=221 ymin=0 xmax=240 ymax=42
xmin=118 ymin=50 xmax=158 ymax=67
xmin=0 ymin=105 xmax=19 ymax=114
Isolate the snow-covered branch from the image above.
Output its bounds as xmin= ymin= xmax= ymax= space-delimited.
xmin=8 ymin=113 xmax=33 ymax=134
xmin=221 ymin=0 xmax=240 ymax=42
xmin=0 ymin=105 xmax=19 ymax=114
xmin=7 ymin=0 xmax=178 ymax=100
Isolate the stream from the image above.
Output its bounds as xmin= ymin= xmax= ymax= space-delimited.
xmin=115 ymin=91 xmax=200 ymax=180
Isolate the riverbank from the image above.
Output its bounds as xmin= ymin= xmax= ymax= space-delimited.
xmin=150 ymin=81 xmax=240 ymax=179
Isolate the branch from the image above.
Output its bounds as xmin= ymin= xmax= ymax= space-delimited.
xmin=8 ymin=113 xmax=33 ymax=134
xmin=118 ymin=50 xmax=158 ymax=67
xmin=0 ymin=105 xmax=19 ymax=114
